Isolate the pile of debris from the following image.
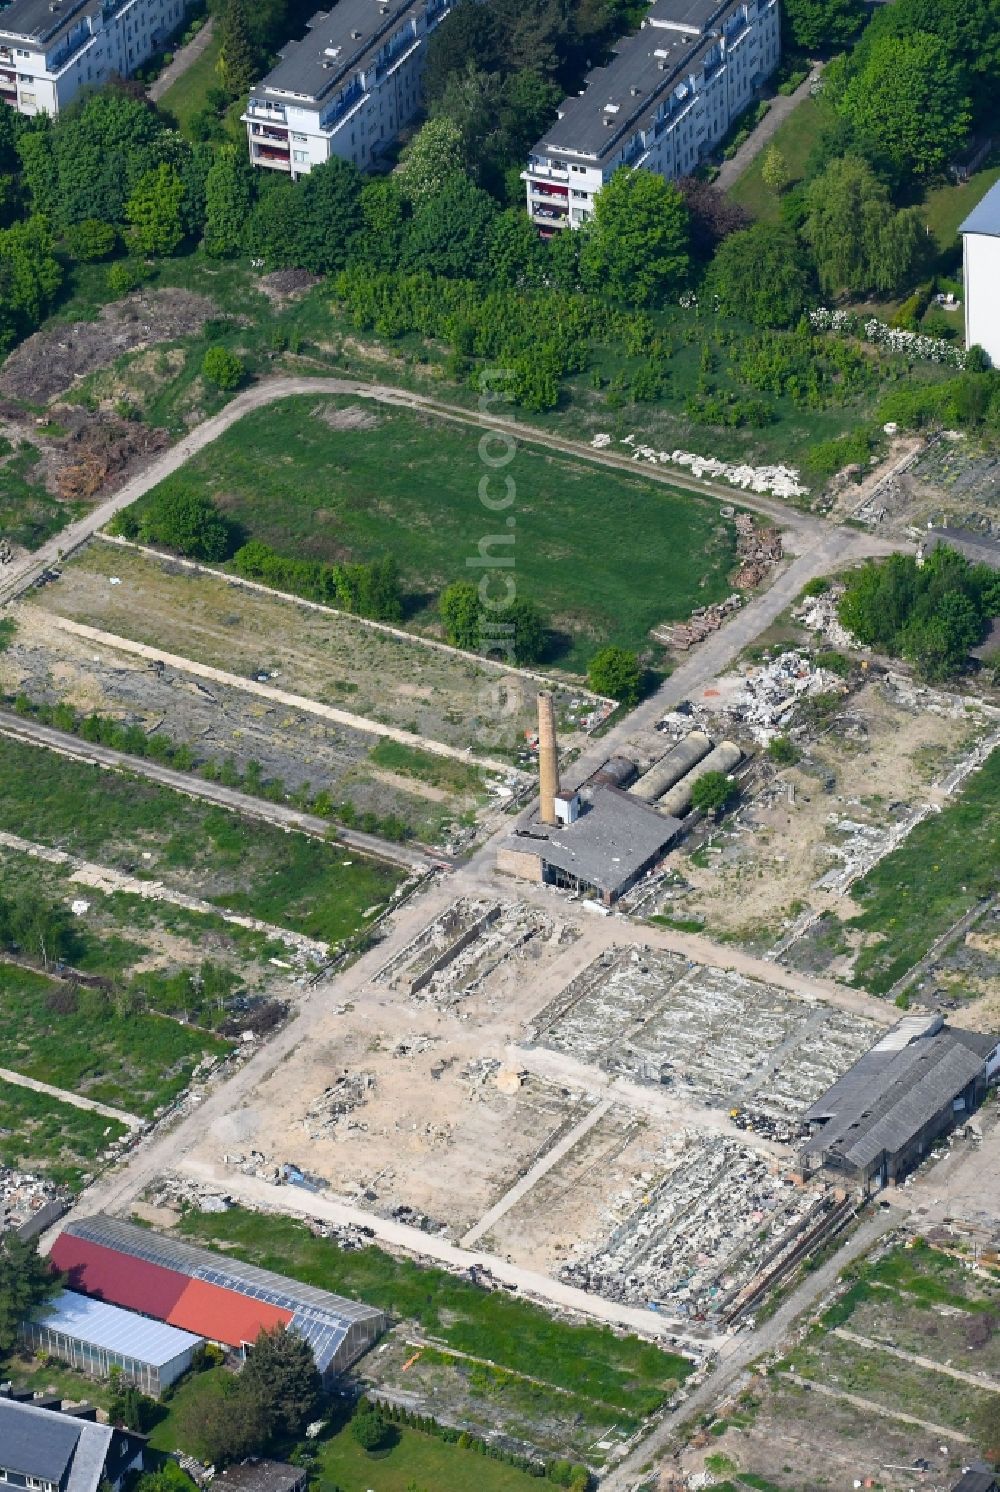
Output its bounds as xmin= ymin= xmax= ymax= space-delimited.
xmin=55 ymin=417 xmax=170 ymax=502
xmin=652 ymin=594 xmax=742 ymax=651
xmin=0 ymin=1169 xmax=70 ymax=1239
xmin=733 ymin=513 xmax=783 ymax=588
xmin=592 ymin=433 xmax=809 ymax=499
xmin=716 ymin=650 xmax=849 ymax=743
xmin=0 ymin=539 xmax=13 ymax=567
xmin=303 ymin=1071 xmax=376 ymax=1139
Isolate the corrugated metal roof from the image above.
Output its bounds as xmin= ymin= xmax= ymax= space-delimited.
xmin=961 ymin=179 xmax=1000 ymax=237
xmin=35 ymin=1291 xmax=202 ymax=1367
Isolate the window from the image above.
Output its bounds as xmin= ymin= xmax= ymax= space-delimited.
xmin=293 ymin=148 xmax=307 ymax=162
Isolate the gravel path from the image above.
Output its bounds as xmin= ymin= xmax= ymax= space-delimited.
xmin=148 ymin=17 xmax=215 ymax=103
xmin=0 ymin=1064 xmax=143 ymax=1129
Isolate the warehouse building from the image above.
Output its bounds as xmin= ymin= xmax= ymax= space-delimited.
xmin=800 ymin=1016 xmax=1000 ymax=1194
xmin=961 ymin=179 xmax=1000 ymax=367
xmin=21 ymin=1290 xmax=202 ymax=1396
xmin=0 ymin=1392 xmax=145 ymax=1492
xmin=50 ymin=1215 xmax=385 ymax=1380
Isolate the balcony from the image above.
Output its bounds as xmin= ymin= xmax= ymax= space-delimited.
xmin=245 ymin=100 xmax=287 ymax=122
xmin=524 ymin=159 xmax=569 ymax=182
xmin=530 ymin=203 xmax=568 ymax=222
xmin=250 ymin=122 xmax=289 ymax=143
xmin=529 ymin=180 xmax=568 ymax=200
xmin=252 ymin=143 xmax=291 ymax=167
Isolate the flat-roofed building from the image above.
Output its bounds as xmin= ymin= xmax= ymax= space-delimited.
xmin=523 ymin=0 xmax=779 ymax=232
xmin=243 ymin=0 xmax=449 ymax=178
xmin=21 ymin=1290 xmax=203 ymax=1396
xmin=0 ymin=0 xmax=190 ymax=116
xmin=50 ymin=1214 xmax=385 ymax=1380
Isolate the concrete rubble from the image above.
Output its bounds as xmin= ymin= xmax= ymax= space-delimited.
xmin=700 ymin=650 xmax=850 ymax=743
xmin=0 ymin=1168 xmax=70 ymax=1238
xmin=303 ymin=1071 xmax=377 ymax=1139
xmin=589 ymin=433 xmax=809 ymax=498
xmin=652 ymin=595 xmax=743 ymax=652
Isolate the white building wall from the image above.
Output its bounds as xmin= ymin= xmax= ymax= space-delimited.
xmin=964 ymin=231 xmax=1000 ymax=367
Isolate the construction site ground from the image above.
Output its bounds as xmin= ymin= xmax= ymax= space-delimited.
xmin=679 ymin=1235 xmax=1000 ymax=1491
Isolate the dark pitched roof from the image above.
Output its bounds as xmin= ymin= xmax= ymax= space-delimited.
xmin=0 ymin=1397 xmax=81 ymax=1480
xmin=216 ymin=1460 xmax=306 ymax=1492
xmin=952 ymin=1465 xmax=1000 ymax=1492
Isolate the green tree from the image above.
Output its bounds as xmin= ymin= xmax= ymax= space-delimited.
xmin=804 ymin=155 xmax=923 ymax=295
xmin=218 ymin=0 xmax=257 ymax=99
xmin=203 ymin=146 xmax=254 ymax=258
xmin=767 ymin=734 xmax=799 ymax=765
xmin=135 ymin=485 xmax=236 ymax=561
xmin=440 ymin=580 xmax=481 ymax=650
xmin=402 ymin=175 xmax=497 ymax=279
xmin=239 ymin=1324 xmax=321 ymax=1438
xmin=397 ymin=117 xmax=468 ymax=204
xmin=707 ymin=222 xmax=811 ymax=327
xmin=0 ymin=1234 xmax=59 ymax=1355
xmin=353 ymin=177 xmax=407 ymax=269
xmin=351 ymin=1402 xmax=389 ymax=1451
xmin=484 ymin=207 xmax=544 ymax=288
xmin=126 ymin=163 xmax=185 ymax=256
xmin=176 ymin=1376 xmax=272 ymax=1465
xmin=202 ymin=346 xmax=245 ymax=390
xmin=243 ymin=175 xmax=309 ymax=268
xmin=505 ymin=598 xmax=549 ymax=665
xmin=0 ymin=215 xmax=61 ymax=350
xmin=690 ymin=769 xmax=738 ymax=816
xmin=423 ymin=0 xmax=501 ymax=104
xmin=838 ymin=32 xmax=972 ymax=178
xmin=582 ymin=169 xmax=690 ymax=307
xmin=66 ymin=218 xmax=117 ymax=261
xmin=297 ymin=155 xmax=363 ymax=273
xmin=588 ymin=646 xmax=642 ymax=706
xmin=781 ymin=0 xmax=863 ymax=51
xmin=761 ymin=145 xmax=789 ymax=193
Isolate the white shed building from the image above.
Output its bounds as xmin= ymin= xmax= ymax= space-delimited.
xmin=21 ymin=1291 xmax=203 ymax=1396
xmin=961 ymin=179 xmax=1000 ymax=368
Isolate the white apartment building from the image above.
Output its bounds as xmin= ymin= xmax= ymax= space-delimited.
xmin=243 ymin=0 xmax=449 ymax=178
xmin=523 ymin=0 xmax=780 ymax=232
xmin=0 ymin=0 xmax=188 ymax=115
xmin=961 ymin=179 xmax=1000 ymax=367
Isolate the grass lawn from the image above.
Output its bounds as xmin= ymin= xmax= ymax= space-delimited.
xmin=849 ymin=746 xmax=1000 ymax=994
xmin=0 ymin=1075 xmax=128 ymax=1186
xmin=369 ymin=740 xmax=486 ymax=796
xmin=728 ymin=95 xmax=825 ymax=221
xmin=0 ymin=962 xmax=229 ymax=1116
xmin=0 ymin=736 xmax=403 ymax=945
xmin=314 ymin=1421 xmax=545 ymax=1491
xmin=135 ymin=396 xmax=738 ymax=673
xmin=920 ymin=151 xmax=1000 ymax=263
xmin=157 ymin=26 xmax=223 ymax=136
xmin=177 ymin=1206 xmax=692 ymax=1417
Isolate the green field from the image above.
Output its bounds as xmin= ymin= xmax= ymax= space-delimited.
xmin=0 ymin=1077 xmax=129 ymax=1187
xmin=849 ymin=747 xmax=1000 ymax=994
xmin=0 ymin=962 xmax=229 ymax=1116
xmin=177 ymin=1206 xmax=692 ymax=1416
xmin=0 ymin=441 xmax=82 ymax=552
xmin=921 ymin=152 xmax=1000 ymax=262
xmin=136 ymin=396 xmax=738 ymax=671
xmin=728 ymin=95 xmax=825 ymax=222
xmin=313 ymin=1420 xmax=544 ymax=1491
xmin=157 ymin=26 xmax=223 ymax=135
xmin=0 ymin=736 xmax=403 ymax=945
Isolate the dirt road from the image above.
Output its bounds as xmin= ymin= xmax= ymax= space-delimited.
xmin=0 ymin=1064 xmax=143 ymax=1129
xmin=0 ymin=375 xmax=836 ymax=608
xmin=0 ymin=708 xmax=435 ymax=873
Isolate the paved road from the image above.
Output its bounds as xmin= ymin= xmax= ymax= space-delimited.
xmin=0 ymin=375 xmax=832 ymax=608
xmin=599 ymin=1209 xmax=899 ymax=1491
xmin=148 ymin=16 xmax=215 ymax=102
xmin=714 ymin=66 xmax=823 ymax=193
xmin=0 ymin=708 xmax=435 ymax=873
xmin=0 ymin=1064 xmax=143 ymax=1129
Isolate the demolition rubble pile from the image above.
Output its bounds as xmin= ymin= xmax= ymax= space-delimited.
xmin=559 ymin=1131 xmax=831 ymax=1319
xmin=374 ymin=897 xmax=573 ymax=1008
xmin=0 ymin=1168 xmax=70 ymax=1238
xmin=652 ymin=595 xmax=742 ymax=652
xmin=733 ymin=512 xmax=783 ymax=588
xmin=590 ymin=432 xmax=809 ymax=499
xmin=303 ymin=1071 xmax=377 ymax=1140
xmin=530 ymin=947 xmax=876 ymax=1118
xmin=715 ymin=651 xmax=850 ymax=744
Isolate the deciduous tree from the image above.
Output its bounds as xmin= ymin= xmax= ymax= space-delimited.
xmin=239 ymin=1324 xmax=321 ymax=1438
xmin=0 ymin=1235 xmax=59 ymax=1355
xmin=583 ymin=169 xmax=689 ymax=307
xmin=707 ymin=222 xmax=811 ymax=327
xmin=125 ymin=163 xmax=185 ymax=256
xmin=838 ymin=32 xmax=972 ymax=178
xmin=803 ymin=155 xmax=923 ymax=295
xmin=588 ymin=645 xmax=642 ymax=705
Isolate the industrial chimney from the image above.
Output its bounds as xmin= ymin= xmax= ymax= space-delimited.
xmin=537 ymin=691 xmax=560 ymax=826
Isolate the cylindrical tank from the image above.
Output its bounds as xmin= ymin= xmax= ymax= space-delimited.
xmin=657 ymin=741 xmax=742 ymax=818
xmin=629 ymin=731 xmax=713 ymax=803
xmin=590 ymin=756 xmax=639 ymax=790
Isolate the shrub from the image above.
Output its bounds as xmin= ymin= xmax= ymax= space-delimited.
xmin=588 ymin=646 xmax=642 ymax=706
xmin=350 ymin=1405 xmax=388 ymax=1451
xmin=67 ymin=219 xmax=117 ymax=262
xmin=690 ymin=770 xmax=738 ymax=816
xmin=132 ymin=485 xmax=236 ymax=562
xmin=767 ymin=735 xmax=798 ymax=765
xmin=106 ymin=260 xmax=145 ymax=296
xmin=202 ymin=346 xmax=245 ymax=391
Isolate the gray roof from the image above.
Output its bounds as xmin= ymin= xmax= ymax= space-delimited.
xmin=0 ymin=1399 xmax=114 ymax=1492
xmin=530 ymin=0 xmax=743 ymax=164
xmin=804 ymin=1018 xmax=996 ymax=1174
xmin=217 ymin=1461 xmax=305 ymax=1492
xmin=509 ymin=785 xmax=680 ymax=894
xmin=0 ymin=0 xmax=93 ymax=46
xmin=254 ymin=0 xmax=420 ymax=103
xmin=953 ymin=1469 xmax=1000 ymax=1492
xmin=37 ymin=1291 xmax=202 ymax=1368
xmin=960 ymin=178 xmax=1000 ymax=237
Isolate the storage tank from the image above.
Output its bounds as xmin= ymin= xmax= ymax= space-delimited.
xmin=657 ymin=741 xmax=742 ymax=818
xmin=629 ymin=731 xmax=712 ymax=803
xmin=589 ymin=756 xmax=639 ymax=790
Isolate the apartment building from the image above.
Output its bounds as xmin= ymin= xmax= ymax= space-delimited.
xmin=243 ymin=0 xmax=449 ymax=179
xmin=523 ymin=0 xmax=780 ymax=232
xmin=961 ymin=179 xmax=1000 ymax=367
xmin=0 ymin=0 xmax=188 ymax=115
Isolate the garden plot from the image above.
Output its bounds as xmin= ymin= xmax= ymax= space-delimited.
xmin=0 ymin=603 xmax=478 ymax=841
xmin=530 ymin=946 xmax=877 ymax=1117
xmin=29 ymin=540 xmax=590 ymax=759
xmin=558 ymin=1130 xmax=830 ymax=1318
